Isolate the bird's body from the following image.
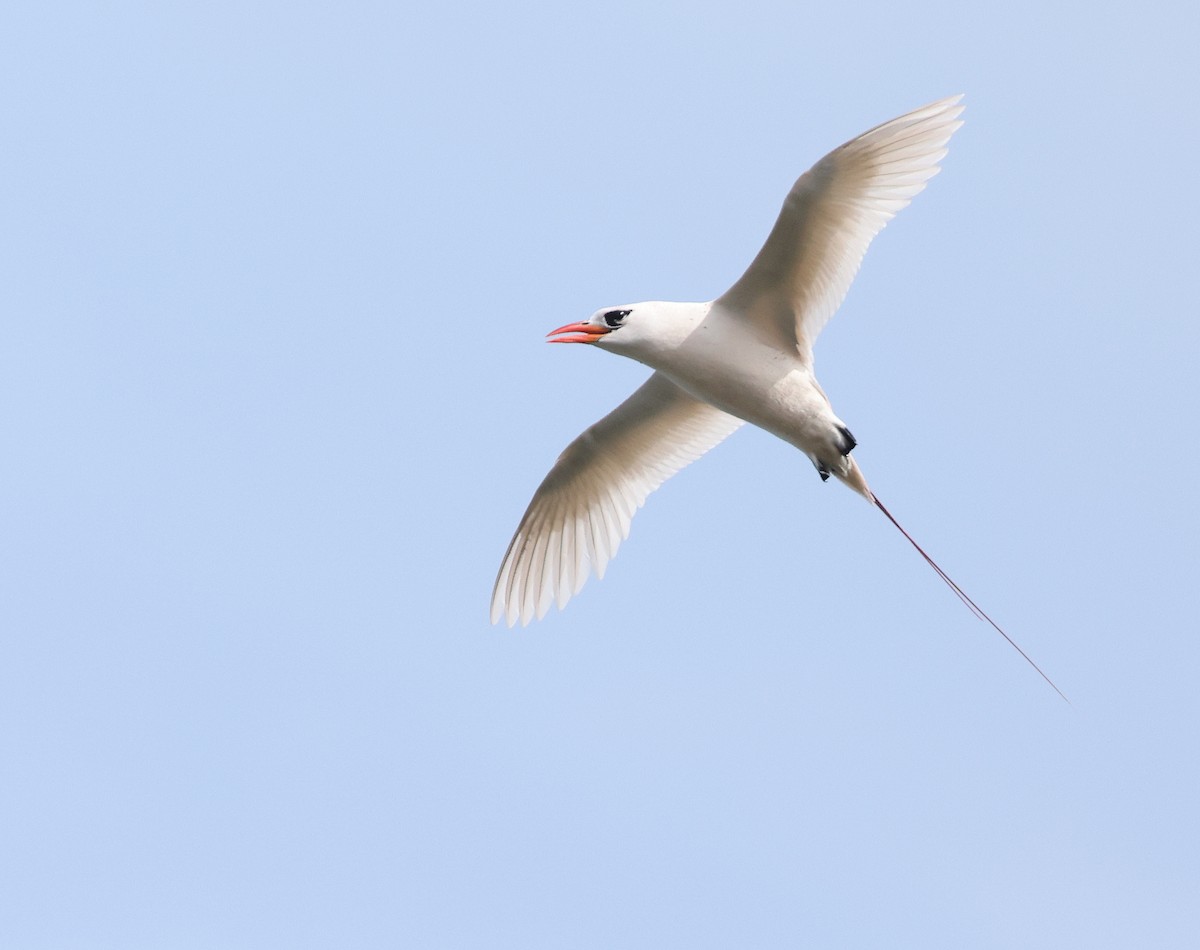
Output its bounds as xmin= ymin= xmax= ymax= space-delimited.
xmin=490 ymin=95 xmax=1065 ymax=698
xmin=599 ymin=299 xmax=870 ymax=495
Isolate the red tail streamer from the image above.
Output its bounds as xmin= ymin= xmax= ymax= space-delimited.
xmin=873 ymin=496 xmax=1069 ymax=703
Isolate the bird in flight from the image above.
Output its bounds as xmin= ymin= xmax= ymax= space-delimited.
xmin=491 ymin=95 xmax=1065 ymax=700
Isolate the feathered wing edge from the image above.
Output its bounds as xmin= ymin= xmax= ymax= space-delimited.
xmin=717 ymin=95 xmax=965 ymax=361
xmin=491 ymin=372 xmax=743 ymax=626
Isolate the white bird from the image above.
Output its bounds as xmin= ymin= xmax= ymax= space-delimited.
xmin=491 ymin=95 xmax=1065 ymax=700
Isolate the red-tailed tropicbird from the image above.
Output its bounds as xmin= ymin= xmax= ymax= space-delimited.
xmin=490 ymin=95 xmax=1065 ymax=700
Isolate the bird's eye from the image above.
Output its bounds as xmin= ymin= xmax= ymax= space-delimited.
xmin=603 ymin=309 xmax=631 ymax=328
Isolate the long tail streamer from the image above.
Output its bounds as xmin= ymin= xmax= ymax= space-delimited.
xmin=873 ymin=496 xmax=1069 ymax=703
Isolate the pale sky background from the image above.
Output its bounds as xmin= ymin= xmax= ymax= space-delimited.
xmin=2 ymin=1 xmax=1199 ymax=947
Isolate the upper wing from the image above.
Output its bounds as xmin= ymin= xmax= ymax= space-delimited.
xmin=716 ymin=95 xmax=965 ymax=362
xmin=491 ymin=372 xmax=743 ymax=627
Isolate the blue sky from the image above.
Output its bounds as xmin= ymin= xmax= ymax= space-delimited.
xmin=2 ymin=1 xmax=1198 ymax=947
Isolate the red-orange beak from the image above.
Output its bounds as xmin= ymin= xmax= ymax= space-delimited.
xmin=546 ymin=321 xmax=611 ymax=344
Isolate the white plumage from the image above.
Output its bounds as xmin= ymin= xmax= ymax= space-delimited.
xmin=493 ymin=95 xmax=964 ymax=626
xmin=492 ymin=372 xmax=744 ymax=626
xmin=490 ymin=94 xmax=1067 ymax=701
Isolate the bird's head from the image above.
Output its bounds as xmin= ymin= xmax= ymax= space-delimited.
xmin=546 ymin=306 xmax=637 ymax=346
xmin=545 ymin=302 xmax=707 ymax=360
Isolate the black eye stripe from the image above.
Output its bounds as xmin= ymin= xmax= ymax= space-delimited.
xmin=603 ymin=309 xmax=631 ymax=328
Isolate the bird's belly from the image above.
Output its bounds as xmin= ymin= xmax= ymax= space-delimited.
xmin=662 ymin=357 xmax=839 ymax=457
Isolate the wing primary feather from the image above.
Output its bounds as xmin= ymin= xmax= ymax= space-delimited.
xmin=538 ymin=516 xmax=562 ymax=620
xmin=595 ymin=489 xmax=623 ymax=568
xmin=523 ymin=524 xmax=550 ymax=625
xmin=558 ymin=510 xmax=576 ymax=609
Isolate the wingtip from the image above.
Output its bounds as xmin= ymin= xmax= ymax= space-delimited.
xmin=932 ymin=93 xmax=966 ymax=109
xmin=917 ymin=94 xmax=966 ymax=124
xmin=488 ymin=598 xmax=510 ymax=627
